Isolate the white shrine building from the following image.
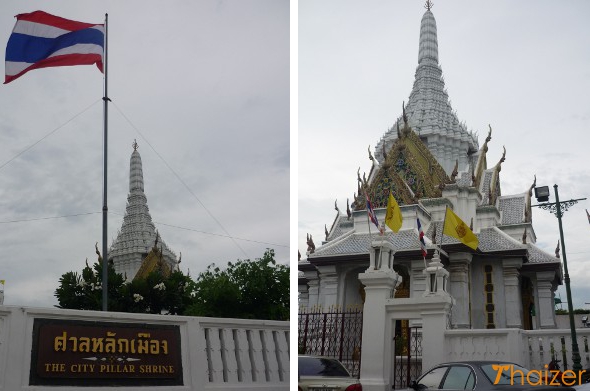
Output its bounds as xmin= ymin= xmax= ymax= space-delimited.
xmin=298 ymin=3 xmax=562 ymax=331
xmin=108 ymin=141 xmax=179 ymax=280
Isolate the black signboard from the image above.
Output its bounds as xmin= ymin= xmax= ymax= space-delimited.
xmin=29 ymin=318 xmax=183 ymax=386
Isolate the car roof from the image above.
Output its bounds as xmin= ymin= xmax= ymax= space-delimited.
xmin=435 ymin=361 xmax=517 ymax=365
xmin=299 ymin=355 xmax=341 ymax=360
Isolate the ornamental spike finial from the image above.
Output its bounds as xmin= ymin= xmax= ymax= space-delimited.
xmin=425 ymin=0 xmax=433 ymax=11
xmin=346 ymin=198 xmax=352 ymax=219
xmin=132 ymin=139 xmax=139 ymax=151
xmin=499 ymin=145 xmax=506 ymax=165
xmin=402 ymin=101 xmax=408 ymax=126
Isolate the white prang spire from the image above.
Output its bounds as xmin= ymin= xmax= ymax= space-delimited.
xmin=418 ymin=5 xmax=438 ymax=64
xmin=109 ymin=140 xmax=177 ymax=279
xmin=376 ymin=3 xmax=479 ymax=175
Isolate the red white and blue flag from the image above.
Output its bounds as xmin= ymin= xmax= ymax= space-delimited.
xmin=5 ymin=11 xmax=104 ymax=84
xmin=365 ymin=193 xmax=379 ymax=229
xmin=417 ymin=217 xmax=427 ymax=258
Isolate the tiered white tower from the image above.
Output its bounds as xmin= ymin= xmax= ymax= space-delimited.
xmin=108 ymin=141 xmax=177 ymax=279
xmin=375 ymin=5 xmax=479 ymax=175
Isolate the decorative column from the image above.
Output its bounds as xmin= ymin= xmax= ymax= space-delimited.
xmin=317 ymin=265 xmax=339 ymax=309
xmin=298 ymin=283 xmax=310 ymax=310
xmin=304 ymin=270 xmax=320 ymax=309
xmin=369 ymin=240 xmax=395 ymax=271
xmin=536 ymin=271 xmax=557 ymax=329
xmin=358 ymin=240 xmax=401 ymax=391
xmin=421 ymin=251 xmax=455 ymax=371
xmin=448 ymin=252 xmax=472 ymax=328
xmin=502 ymin=258 xmax=523 ymax=328
xmin=411 ymin=259 xmax=427 ymax=297
xmin=423 ymin=251 xmax=450 ymax=297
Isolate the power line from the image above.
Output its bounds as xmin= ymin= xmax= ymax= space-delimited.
xmin=109 ymin=210 xmax=287 ymax=248
xmin=0 ymin=211 xmax=288 ymax=249
xmin=0 ymin=100 xmax=277 ymax=255
xmin=0 ymin=212 xmax=100 ymax=224
xmin=111 ymin=102 xmax=249 ymax=257
xmin=153 ymin=220 xmax=288 ymax=248
xmin=0 ymin=99 xmax=101 ymax=172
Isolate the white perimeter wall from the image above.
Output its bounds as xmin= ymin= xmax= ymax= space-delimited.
xmin=0 ymin=305 xmax=289 ymax=390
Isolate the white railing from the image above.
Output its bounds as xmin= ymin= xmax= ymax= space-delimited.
xmin=200 ymin=318 xmax=290 ymax=389
xmin=0 ymin=305 xmax=289 ymax=390
xmin=444 ymin=328 xmax=590 ymax=371
xmin=525 ymin=329 xmax=590 ymax=370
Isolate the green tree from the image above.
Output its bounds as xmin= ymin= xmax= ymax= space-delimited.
xmin=55 ymin=256 xmax=195 ymax=314
xmin=54 ymin=258 xmax=126 ymax=311
xmin=54 ymin=248 xmax=286 ymax=320
xmin=185 ymin=249 xmax=289 ymax=320
xmin=119 ymin=269 xmax=197 ymax=315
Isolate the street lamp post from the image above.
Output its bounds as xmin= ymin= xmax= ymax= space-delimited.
xmin=533 ymin=184 xmax=586 ymax=372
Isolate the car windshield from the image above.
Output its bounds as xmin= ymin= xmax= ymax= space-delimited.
xmin=298 ymin=356 xmax=351 ymax=377
xmin=481 ymin=363 xmax=541 ymax=385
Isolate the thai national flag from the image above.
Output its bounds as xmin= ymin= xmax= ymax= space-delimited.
xmin=5 ymin=11 xmax=104 ymax=84
xmin=417 ymin=217 xmax=427 ymax=258
xmin=365 ymin=193 xmax=379 ymax=229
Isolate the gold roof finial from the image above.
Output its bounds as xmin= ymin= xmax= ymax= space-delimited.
xmin=425 ymin=0 xmax=433 ymax=11
xmin=132 ymin=139 xmax=139 ymax=151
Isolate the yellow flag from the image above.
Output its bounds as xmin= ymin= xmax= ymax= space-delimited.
xmin=385 ymin=192 xmax=402 ymax=232
xmin=443 ymin=207 xmax=478 ymax=250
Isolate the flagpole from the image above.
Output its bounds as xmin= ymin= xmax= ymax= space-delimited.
xmin=440 ymin=206 xmax=447 ymax=250
xmin=364 ymin=191 xmax=377 ymax=269
xmin=366 ymin=209 xmax=376 ymax=269
xmin=416 ymin=210 xmax=427 ymax=269
xmin=101 ymin=13 xmax=109 ymax=311
xmin=378 ymin=222 xmax=385 ymax=269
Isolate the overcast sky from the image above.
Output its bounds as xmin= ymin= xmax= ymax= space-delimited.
xmin=299 ymin=1 xmax=590 ymax=309
xmin=0 ymin=0 xmax=289 ymax=308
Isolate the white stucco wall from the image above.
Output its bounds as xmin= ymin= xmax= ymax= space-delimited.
xmin=0 ymin=305 xmax=289 ymax=390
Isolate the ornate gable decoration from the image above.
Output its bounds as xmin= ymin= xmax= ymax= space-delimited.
xmin=134 ymin=240 xmax=172 ymax=281
xmin=354 ymin=120 xmax=451 ymax=209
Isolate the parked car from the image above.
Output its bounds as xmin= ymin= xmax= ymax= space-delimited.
xmin=410 ymin=361 xmax=577 ymax=391
xmin=298 ymin=355 xmax=362 ymax=391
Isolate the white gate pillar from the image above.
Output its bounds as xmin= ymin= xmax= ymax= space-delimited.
xmin=358 ymin=265 xmax=400 ymax=391
xmin=420 ymin=297 xmax=454 ymax=371
xmin=421 ymin=251 xmax=455 ymax=371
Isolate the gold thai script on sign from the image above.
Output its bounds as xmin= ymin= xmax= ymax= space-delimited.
xmin=30 ymin=318 xmax=183 ymax=387
xmin=53 ymin=331 xmax=169 ymax=355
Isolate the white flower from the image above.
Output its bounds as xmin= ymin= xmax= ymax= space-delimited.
xmin=133 ymin=293 xmax=144 ymax=303
xmin=153 ymin=282 xmax=166 ymax=291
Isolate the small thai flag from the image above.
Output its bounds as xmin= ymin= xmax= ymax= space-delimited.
xmin=366 ymin=193 xmax=379 ymax=229
xmin=417 ymin=217 xmax=427 ymax=258
xmin=5 ymin=11 xmax=104 ymax=84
